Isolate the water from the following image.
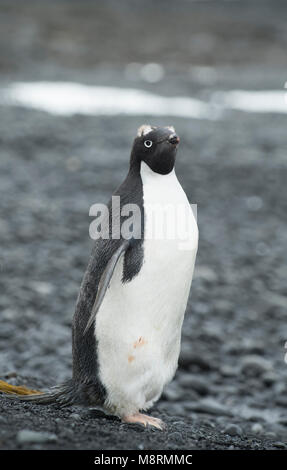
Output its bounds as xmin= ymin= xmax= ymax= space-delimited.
xmin=0 ymin=82 xmax=218 ymax=119
xmin=1 ymin=82 xmax=286 ymax=118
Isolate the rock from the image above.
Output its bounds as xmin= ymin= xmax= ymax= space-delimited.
xmin=251 ymin=423 xmax=263 ymax=434
xmin=29 ymin=281 xmax=54 ymax=296
xmin=69 ymin=413 xmax=81 ymax=420
xmin=213 ymin=299 xmax=233 ymax=314
xmin=185 ymin=398 xmax=233 ymax=417
xmin=241 ymin=338 xmax=265 ymax=354
xmin=200 ymin=323 xmax=222 ymax=342
xmin=193 ymin=302 xmax=210 ymax=315
xmin=17 ymin=429 xmax=58 ymax=444
xmin=224 ymin=424 xmax=242 ymax=436
xmin=194 ymin=266 xmax=218 ymax=283
xmin=162 ymin=383 xmax=183 ymax=401
xmin=273 ymin=442 xmax=286 ymax=449
xmin=4 ymin=371 xmax=17 ymax=379
xmin=275 ymin=396 xmax=287 ymax=407
xmin=167 ymin=403 xmax=186 ymax=417
xmin=220 ymin=365 xmax=239 ymax=377
xmin=264 ymin=292 xmax=287 ymax=310
xmin=171 ymin=420 xmax=186 ymax=427
xmin=245 ymin=196 xmax=263 ymax=211
xmin=168 ymin=431 xmax=184 ymax=443
xmin=262 ymin=371 xmax=278 ymax=386
xmin=179 ymin=348 xmax=213 ymax=371
xmin=178 ymin=374 xmax=209 ymax=396
xmin=240 ymin=355 xmax=273 ymax=377
xmin=278 ymin=416 xmax=287 ymax=426
xmin=225 ymin=339 xmax=265 ymax=355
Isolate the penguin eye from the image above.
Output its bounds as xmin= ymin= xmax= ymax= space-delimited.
xmin=144 ymin=140 xmax=153 ymax=148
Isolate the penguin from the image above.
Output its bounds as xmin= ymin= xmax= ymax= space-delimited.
xmin=0 ymin=125 xmax=198 ymax=430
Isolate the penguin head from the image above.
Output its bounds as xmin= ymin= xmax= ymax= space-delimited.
xmin=130 ymin=125 xmax=180 ymax=175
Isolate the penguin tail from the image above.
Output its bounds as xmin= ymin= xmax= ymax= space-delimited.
xmin=0 ymin=379 xmax=76 ymax=407
xmin=0 ymin=379 xmax=42 ymax=396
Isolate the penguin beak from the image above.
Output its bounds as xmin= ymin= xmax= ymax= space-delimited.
xmin=168 ymin=133 xmax=180 ymax=146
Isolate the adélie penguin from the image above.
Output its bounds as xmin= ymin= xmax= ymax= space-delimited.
xmin=0 ymin=125 xmax=198 ymax=430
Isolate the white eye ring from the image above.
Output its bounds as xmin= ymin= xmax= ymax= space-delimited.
xmin=144 ymin=140 xmax=153 ymax=148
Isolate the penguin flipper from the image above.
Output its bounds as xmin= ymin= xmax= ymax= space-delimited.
xmin=83 ymin=239 xmax=129 ymax=334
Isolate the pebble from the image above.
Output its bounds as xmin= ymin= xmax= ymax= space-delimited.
xmin=193 ymin=302 xmax=210 ymax=315
xmin=278 ymin=416 xmax=287 ymax=426
xmin=4 ymin=371 xmax=18 ymax=379
xmin=194 ymin=266 xmax=218 ymax=283
xmin=213 ymin=299 xmax=233 ymax=313
xmin=262 ymin=371 xmax=278 ymax=386
xmin=200 ymin=324 xmax=222 ymax=342
xmin=220 ymin=365 xmax=239 ymax=377
xmin=179 ymin=348 xmax=213 ymax=371
xmin=264 ymin=292 xmax=287 ymax=310
xmin=251 ymin=423 xmax=263 ymax=434
xmin=275 ymin=396 xmax=287 ymax=407
xmin=224 ymin=424 xmax=242 ymax=436
xmin=172 ymin=420 xmax=186 ymax=427
xmin=69 ymin=413 xmax=81 ymax=420
xmin=29 ymin=281 xmax=54 ymax=296
xmin=169 ymin=431 xmax=184 ymax=443
xmin=186 ymin=398 xmax=233 ymax=417
xmin=17 ymin=429 xmax=58 ymax=444
xmin=163 ymin=384 xmax=183 ymax=401
xmin=168 ymin=403 xmax=186 ymax=417
xmin=241 ymin=338 xmax=266 ymax=354
xmin=273 ymin=442 xmax=286 ymax=449
xmin=240 ymin=355 xmax=273 ymax=377
xmin=245 ymin=196 xmax=263 ymax=211
xmin=178 ymin=374 xmax=209 ymax=395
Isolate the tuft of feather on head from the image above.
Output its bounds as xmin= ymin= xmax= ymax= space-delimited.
xmin=137 ymin=124 xmax=175 ymax=137
xmin=167 ymin=126 xmax=175 ymax=133
xmin=137 ymin=124 xmax=154 ymax=137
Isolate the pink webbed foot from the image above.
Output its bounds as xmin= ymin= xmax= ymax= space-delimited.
xmin=122 ymin=413 xmax=166 ymax=430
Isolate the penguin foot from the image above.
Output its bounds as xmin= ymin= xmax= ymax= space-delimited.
xmin=122 ymin=413 xmax=166 ymax=430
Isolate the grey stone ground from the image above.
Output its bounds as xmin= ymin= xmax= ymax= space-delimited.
xmin=0 ymin=0 xmax=287 ymax=450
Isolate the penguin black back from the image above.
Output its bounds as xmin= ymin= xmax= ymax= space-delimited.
xmin=71 ymin=167 xmax=145 ymax=391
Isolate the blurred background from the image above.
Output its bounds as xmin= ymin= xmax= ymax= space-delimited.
xmin=0 ymin=0 xmax=287 ymax=441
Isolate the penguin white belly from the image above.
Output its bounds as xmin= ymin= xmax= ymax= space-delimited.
xmin=95 ymin=162 xmax=198 ymax=417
